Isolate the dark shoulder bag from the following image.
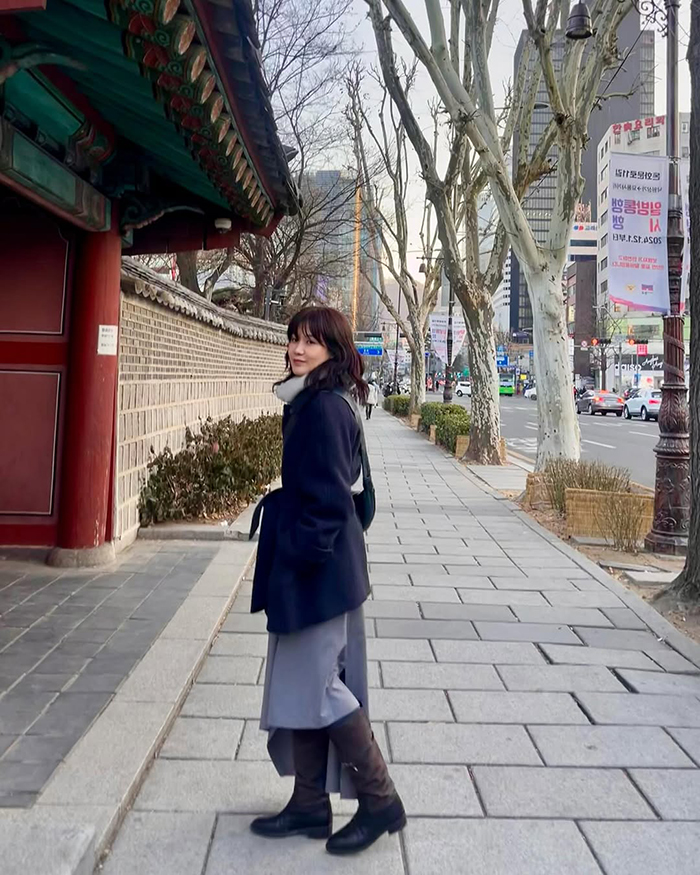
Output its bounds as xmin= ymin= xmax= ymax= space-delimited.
xmin=333 ymin=389 xmax=376 ymax=531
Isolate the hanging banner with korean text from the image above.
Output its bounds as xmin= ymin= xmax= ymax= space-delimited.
xmin=429 ymin=314 xmax=467 ymax=365
xmin=680 ymin=159 xmax=690 ymax=312
xmin=608 ymin=153 xmax=669 ymax=314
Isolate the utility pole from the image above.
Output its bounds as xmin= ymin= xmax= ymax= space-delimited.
xmin=392 ymin=294 xmax=401 ymax=393
xmin=646 ymin=0 xmax=690 ymax=554
xmin=443 ymin=278 xmax=454 ymax=403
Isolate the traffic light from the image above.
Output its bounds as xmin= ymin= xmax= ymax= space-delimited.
xmin=591 ymin=337 xmax=599 ymax=346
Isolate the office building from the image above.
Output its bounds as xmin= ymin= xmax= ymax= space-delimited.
xmin=509 ymin=14 xmax=655 ymax=333
xmin=493 ymin=252 xmax=512 ymax=332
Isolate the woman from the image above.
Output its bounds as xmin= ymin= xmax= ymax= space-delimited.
xmin=365 ymin=379 xmax=379 ymax=420
xmin=249 ymin=306 xmax=406 ymax=855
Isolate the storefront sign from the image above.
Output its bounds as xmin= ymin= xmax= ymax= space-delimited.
xmin=608 ymin=153 xmax=669 ymax=314
xmin=429 ymin=314 xmax=466 ymax=365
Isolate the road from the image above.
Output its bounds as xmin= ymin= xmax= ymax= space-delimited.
xmin=427 ymin=391 xmax=658 ymax=487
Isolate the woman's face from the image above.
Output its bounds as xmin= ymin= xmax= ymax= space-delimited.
xmin=288 ymin=328 xmax=332 ymax=377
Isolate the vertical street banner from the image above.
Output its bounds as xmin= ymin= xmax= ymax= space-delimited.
xmin=429 ymin=314 xmax=467 ymax=365
xmin=608 ymin=153 xmax=669 ymax=314
xmin=680 ymin=159 xmax=690 ymax=311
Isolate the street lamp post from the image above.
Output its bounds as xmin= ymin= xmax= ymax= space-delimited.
xmin=393 ymin=295 xmax=401 ymax=394
xmin=443 ymin=278 xmax=454 ymax=404
xmin=567 ymin=0 xmax=689 ymax=554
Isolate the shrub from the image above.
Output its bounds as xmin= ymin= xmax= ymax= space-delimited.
xmin=436 ymin=408 xmax=471 ymax=453
xmin=543 ymin=459 xmax=631 ymax=515
xmin=384 ymin=395 xmax=410 ymax=417
xmin=594 ymin=492 xmax=648 ymax=553
xmin=139 ymin=414 xmax=283 ymax=525
xmin=419 ymin=402 xmax=465 ymax=434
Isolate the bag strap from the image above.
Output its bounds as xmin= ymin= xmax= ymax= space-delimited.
xmin=332 ymin=389 xmax=373 ymax=483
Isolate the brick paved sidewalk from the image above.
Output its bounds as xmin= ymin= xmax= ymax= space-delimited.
xmin=104 ymin=411 xmax=700 ymax=875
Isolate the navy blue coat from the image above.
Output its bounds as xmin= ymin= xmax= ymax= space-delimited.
xmin=250 ymin=387 xmax=371 ymax=634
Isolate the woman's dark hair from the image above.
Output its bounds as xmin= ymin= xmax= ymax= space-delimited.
xmin=283 ymin=306 xmax=368 ymax=404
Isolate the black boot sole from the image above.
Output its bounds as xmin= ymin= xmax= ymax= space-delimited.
xmin=325 ymin=812 xmax=407 ymax=855
xmin=250 ymin=823 xmax=331 ymax=840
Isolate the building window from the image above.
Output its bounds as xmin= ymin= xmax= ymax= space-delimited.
xmin=647 ymin=126 xmax=660 ymax=138
xmin=601 ymin=234 xmax=608 ymax=248
xmin=683 ymin=147 xmax=690 ymax=159
xmin=605 ymin=141 xmax=609 ymax=153
xmin=600 ymin=257 xmax=608 ymax=271
xmin=614 ymin=133 xmax=621 ymax=145
xmin=629 ymin=130 xmax=641 ymax=142
xmin=600 ymin=145 xmax=604 ymax=160
xmin=682 ymin=121 xmax=689 ymax=133
xmin=600 ymin=210 xmax=608 ymax=226
xmin=601 ymin=280 xmax=608 ymax=294
xmin=600 ymin=187 xmax=608 ymax=203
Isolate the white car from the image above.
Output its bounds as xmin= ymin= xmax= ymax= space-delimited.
xmin=624 ymin=388 xmax=662 ymax=421
xmin=455 ymin=381 xmax=471 ymax=397
xmin=524 ymin=385 xmax=537 ymax=400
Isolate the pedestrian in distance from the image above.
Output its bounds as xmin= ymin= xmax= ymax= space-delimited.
xmin=248 ymin=306 xmax=406 ymax=855
xmin=365 ymin=379 xmax=379 ymax=420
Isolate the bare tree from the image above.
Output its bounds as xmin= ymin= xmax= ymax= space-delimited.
xmin=365 ymin=0 xmax=556 ymax=463
xmin=372 ymin=0 xmax=637 ymax=468
xmin=671 ymin=7 xmax=699 ymax=599
xmin=347 ymin=66 xmax=442 ymax=414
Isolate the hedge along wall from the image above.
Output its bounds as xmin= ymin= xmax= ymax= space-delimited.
xmin=115 ymin=259 xmax=286 ymax=548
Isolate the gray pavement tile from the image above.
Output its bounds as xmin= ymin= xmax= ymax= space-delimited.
xmin=206 ymin=814 xmax=404 ymax=875
xmin=419 ymin=602 xmax=516 ymax=621
xmin=545 ymin=590 xmax=626 ymax=608
xmin=65 ymin=673 xmax=125 ymax=693
xmin=11 ymin=672 xmax=74 ymax=694
xmin=411 ymin=573 xmax=494 ymax=589
xmin=220 ymin=613 xmax=267 ymax=634
xmin=433 ymin=640 xmax=546 ymax=664
xmin=405 ymin=554 xmax=479 ymax=566
xmin=371 ymin=585 xmax=460 ymax=603
xmin=530 ymin=724 xmax=695 ymax=767
xmin=0 ymin=735 xmax=16 ymax=757
xmin=366 ymin=638 xmax=435 ymax=661
xmin=572 ymin=577 xmax=613 ymax=589
xmin=371 ymin=563 xmax=450 ymax=576
xmin=667 ymin=728 xmax=700 ymax=765
xmin=449 ymin=566 xmax=525 ymax=578
xmin=577 ymin=691 xmax=700 ymax=727
xmin=404 ymin=818 xmax=601 ymax=875
xmin=629 ymin=768 xmax=700 ymax=819
xmin=574 ymin=627 xmax=668 ymax=651
xmin=2 ymin=733 xmax=76 ymax=762
xmin=490 ymin=577 xmax=576 ymax=591
xmin=648 ymin=650 xmax=700 ymax=673
xmin=375 ymin=618 xmax=478 ymax=640
xmin=512 ymin=605 xmax=613 ymax=627
xmin=617 ymin=669 xmax=700 ymax=696
xmin=474 ymin=621 xmax=582 ymax=644
xmin=390 ymin=763 xmax=482 ymax=816
xmin=0 ymin=759 xmax=58 ymax=792
xmin=473 ymin=766 xmax=654 ymax=819
xmin=102 ymin=811 xmax=215 ymax=875
xmin=82 ymin=654 xmax=141 ymax=676
xmin=541 ymin=644 xmax=660 ymax=670
xmin=457 ymin=588 xmax=549 ymax=606
xmin=181 ymin=684 xmax=263 ymax=719
xmin=369 ymin=689 xmax=453 ymax=722
xmin=160 ymin=717 xmax=244 ymax=760
xmin=388 ymin=722 xmax=541 ymax=765
xmin=197 ymin=656 xmax=262 ymax=685
xmin=581 ymin=821 xmax=700 ymax=875
xmin=134 ymin=760 xmax=293 ymax=812
xmin=498 ymin=664 xmax=626 ymax=692
xmin=210 ymin=633 xmax=268 ymax=657
xmin=602 ymin=608 xmax=649 ymax=630
xmin=362 ymin=600 xmax=421 ymax=618
xmin=380 ymin=662 xmax=504 ymax=691
xmin=26 ymin=691 xmax=111 ymax=737
xmin=0 ymin=790 xmax=35 ymax=807
xmin=449 ymin=690 xmax=588 ymax=724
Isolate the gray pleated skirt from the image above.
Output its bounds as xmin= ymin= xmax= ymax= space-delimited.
xmin=260 ymin=606 xmax=368 ymax=799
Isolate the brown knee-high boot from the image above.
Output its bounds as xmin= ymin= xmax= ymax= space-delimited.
xmin=325 ymin=708 xmax=406 ymax=855
xmin=250 ymin=729 xmax=332 ymax=839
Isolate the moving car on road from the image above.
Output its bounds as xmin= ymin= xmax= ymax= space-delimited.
xmin=524 ymin=385 xmax=537 ymax=400
xmin=576 ymin=390 xmax=624 ymax=416
xmin=624 ymin=388 xmax=661 ymax=421
xmin=455 ymin=381 xmax=472 ymax=397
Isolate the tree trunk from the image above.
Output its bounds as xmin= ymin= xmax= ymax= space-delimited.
xmin=409 ymin=334 xmax=426 ymax=415
xmin=526 ymin=267 xmax=580 ymax=468
xmin=464 ymin=299 xmax=502 ymax=464
xmin=176 ymin=251 xmax=200 ymax=295
xmin=671 ymin=15 xmax=699 ymax=599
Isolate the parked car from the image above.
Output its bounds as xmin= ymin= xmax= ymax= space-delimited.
xmin=576 ymin=390 xmax=624 ymax=416
xmin=524 ymin=385 xmax=537 ymax=400
xmin=455 ymin=381 xmax=471 ymax=397
xmin=624 ymin=388 xmax=662 ymax=421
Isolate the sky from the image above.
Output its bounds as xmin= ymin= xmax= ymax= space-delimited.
xmin=342 ymin=0 xmax=692 ymax=260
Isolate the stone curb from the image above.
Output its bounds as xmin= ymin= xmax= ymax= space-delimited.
xmin=0 ymin=540 xmax=256 ymax=875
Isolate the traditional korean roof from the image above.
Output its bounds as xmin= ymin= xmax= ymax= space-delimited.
xmin=0 ymin=0 xmax=298 ymax=236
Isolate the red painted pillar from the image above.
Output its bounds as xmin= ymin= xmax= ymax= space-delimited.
xmin=49 ymin=223 xmax=121 ymax=566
